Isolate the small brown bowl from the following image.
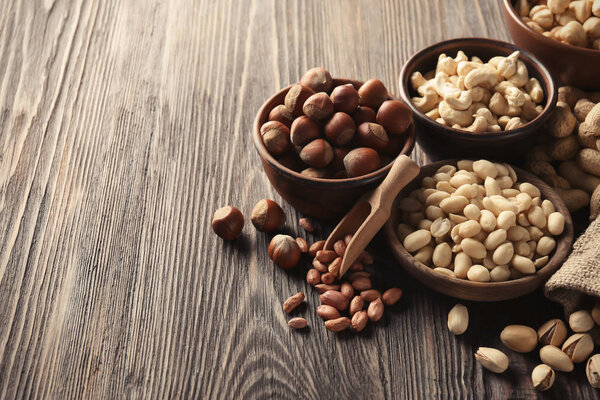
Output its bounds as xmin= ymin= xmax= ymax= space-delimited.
xmin=398 ymin=37 xmax=557 ymax=161
xmin=502 ymin=0 xmax=600 ymax=89
xmin=383 ymin=160 xmax=574 ymax=302
xmin=253 ymin=79 xmax=415 ymax=220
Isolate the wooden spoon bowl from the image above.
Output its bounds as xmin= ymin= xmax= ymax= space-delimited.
xmin=383 ymin=160 xmax=574 ymax=302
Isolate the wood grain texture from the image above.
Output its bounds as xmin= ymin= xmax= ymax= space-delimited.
xmin=0 ymin=0 xmax=597 ymax=399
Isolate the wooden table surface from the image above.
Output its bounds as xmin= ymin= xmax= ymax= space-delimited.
xmin=0 ymin=0 xmax=598 ymax=398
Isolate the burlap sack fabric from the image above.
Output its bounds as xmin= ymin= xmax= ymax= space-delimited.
xmin=545 ymin=218 xmax=600 ymax=314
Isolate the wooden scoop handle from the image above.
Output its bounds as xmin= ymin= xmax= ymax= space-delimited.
xmin=370 ymin=155 xmax=420 ymax=212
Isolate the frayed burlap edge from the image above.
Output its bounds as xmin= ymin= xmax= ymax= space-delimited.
xmin=544 ymin=218 xmax=600 ymax=314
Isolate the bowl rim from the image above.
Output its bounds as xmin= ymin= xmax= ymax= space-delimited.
xmin=502 ymin=0 xmax=600 ymax=55
xmin=398 ymin=37 xmax=558 ymax=139
xmin=253 ymin=78 xmax=416 ymax=188
xmin=383 ymin=159 xmax=574 ymax=297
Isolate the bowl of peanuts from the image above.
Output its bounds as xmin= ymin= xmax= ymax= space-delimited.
xmin=399 ymin=37 xmax=557 ymax=161
xmin=502 ymin=0 xmax=600 ymax=89
xmin=383 ymin=159 xmax=574 ymax=301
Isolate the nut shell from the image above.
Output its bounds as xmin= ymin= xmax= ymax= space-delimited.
xmin=268 ymin=234 xmax=301 ymax=269
xmin=300 ymin=138 xmax=334 ymax=168
xmin=260 ymin=121 xmax=291 ymax=155
xmin=291 ymin=116 xmax=321 ymax=147
xmin=268 ymin=104 xmax=294 ymax=128
xmin=343 ymin=147 xmax=381 ymax=177
xmin=376 ymin=100 xmax=413 ymax=135
xmin=358 ymin=79 xmax=388 ymax=109
xmin=356 ymin=122 xmax=389 ymax=151
xmin=211 ymin=206 xmax=244 ymax=240
xmin=331 ymin=84 xmax=360 ymax=113
xmin=325 ymin=112 xmax=356 ymax=146
xmin=285 ymin=84 xmax=316 ymax=117
xmin=352 ymin=106 xmax=376 ymax=126
xmin=303 ymin=92 xmax=334 ymax=121
xmin=500 ymin=325 xmax=538 ymax=353
xmin=250 ymin=199 xmax=286 ymax=232
xmin=300 ymin=67 xmax=332 ymax=93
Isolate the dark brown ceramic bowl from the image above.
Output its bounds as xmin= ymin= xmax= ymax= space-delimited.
xmin=253 ymin=79 xmax=416 ymax=220
xmin=502 ymin=0 xmax=600 ymax=89
xmin=384 ymin=160 xmax=574 ymax=302
xmin=399 ymin=37 xmax=557 ymax=161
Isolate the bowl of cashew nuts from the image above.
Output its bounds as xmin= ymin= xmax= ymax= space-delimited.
xmin=502 ymin=0 xmax=600 ymax=89
xmin=399 ymin=37 xmax=557 ymax=161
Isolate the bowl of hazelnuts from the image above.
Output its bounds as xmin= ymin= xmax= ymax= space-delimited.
xmin=253 ymin=67 xmax=415 ymax=219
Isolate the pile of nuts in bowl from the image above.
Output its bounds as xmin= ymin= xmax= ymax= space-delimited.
xmin=261 ymin=67 xmax=413 ymax=179
xmin=525 ymin=86 xmax=600 ymax=217
xmin=516 ymin=0 xmax=600 ymax=50
xmin=410 ymin=50 xmax=545 ymax=133
xmin=396 ymin=159 xmax=566 ymax=282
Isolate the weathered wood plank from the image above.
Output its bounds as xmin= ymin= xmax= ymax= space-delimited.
xmin=0 ymin=0 xmax=597 ymax=399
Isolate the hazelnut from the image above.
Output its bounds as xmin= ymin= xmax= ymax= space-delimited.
xmin=300 ymin=67 xmax=333 ymax=93
xmin=290 ymin=116 xmax=321 ymax=147
xmin=358 ymin=79 xmax=388 ymax=109
xmin=352 ymin=106 xmax=376 ymax=125
xmin=303 ymin=92 xmax=334 ymax=121
xmin=331 ymin=146 xmax=351 ymax=171
xmin=301 ymin=168 xmax=331 ymax=178
xmin=324 ymin=112 xmax=356 ymax=146
xmin=260 ymin=121 xmax=290 ymax=155
xmin=376 ymin=100 xmax=413 ymax=135
xmin=250 ymin=199 xmax=286 ymax=232
xmin=268 ymin=234 xmax=301 ymax=269
xmin=356 ymin=122 xmax=389 ymax=151
xmin=285 ymin=84 xmax=316 ymax=117
xmin=212 ymin=206 xmax=244 ymax=240
xmin=299 ymin=138 xmax=334 ymax=168
xmin=343 ymin=147 xmax=381 ymax=177
xmin=268 ymin=104 xmax=294 ymax=128
xmin=331 ymin=84 xmax=360 ymax=113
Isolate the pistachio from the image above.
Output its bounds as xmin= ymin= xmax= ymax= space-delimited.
xmin=447 ymin=303 xmax=469 ymax=335
xmin=562 ymin=333 xmax=594 ymax=363
xmin=474 ymin=347 xmax=509 ymax=373
xmin=537 ymin=319 xmax=567 ymax=347
xmin=569 ymin=310 xmax=595 ymax=332
xmin=531 ymin=364 xmax=555 ymax=391
xmin=500 ymin=325 xmax=538 ymax=353
xmin=539 ymin=345 xmax=574 ymax=372
xmin=587 ymin=354 xmax=600 ymax=388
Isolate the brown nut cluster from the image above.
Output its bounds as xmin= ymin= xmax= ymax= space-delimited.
xmin=305 ymin=233 xmax=402 ymax=333
xmin=261 ymin=67 xmax=413 ymax=179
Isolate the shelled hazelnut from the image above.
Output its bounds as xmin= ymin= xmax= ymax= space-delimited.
xmin=261 ymin=67 xmax=413 ymax=179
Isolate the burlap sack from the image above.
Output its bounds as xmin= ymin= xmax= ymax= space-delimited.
xmin=545 ymin=218 xmax=600 ymax=314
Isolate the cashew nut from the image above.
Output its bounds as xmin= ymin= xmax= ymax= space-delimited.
xmin=525 ymin=78 xmax=544 ymax=103
xmin=424 ymin=70 xmax=435 ymax=80
xmin=498 ymin=115 xmax=511 ymax=128
xmin=410 ymin=71 xmax=426 ymax=91
xmin=505 ymin=117 xmax=525 ymax=130
xmin=457 ymin=61 xmax=482 ymax=77
xmin=474 ymin=107 xmax=498 ymax=125
xmin=471 ymin=56 xmax=483 ymax=64
xmin=488 ymin=124 xmax=502 ymax=133
xmin=412 ymin=86 xmax=439 ymax=113
xmin=444 ymin=90 xmax=473 ymax=111
xmin=495 ymin=82 xmax=528 ymax=107
xmin=454 ymin=51 xmax=468 ymax=63
xmin=435 ymin=117 xmax=447 ymax=125
xmin=489 ymin=92 xmax=510 ymax=116
xmin=464 ymin=68 xmax=499 ymax=89
xmin=434 ymin=72 xmax=460 ymax=98
xmin=508 ymin=60 xmax=529 ymax=87
xmin=436 ymin=53 xmax=458 ymax=76
xmin=439 ymin=100 xmax=474 ymax=126
xmin=464 ymin=116 xmax=489 ymax=133
xmin=469 ymin=102 xmax=488 ymax=114
xmin=498 ymin=51 xmax=520 ymax=79
xmin=425 ymin=107 xmax=440 ymax=120
xmin=487 ymin=56 xmax=505 ymax=69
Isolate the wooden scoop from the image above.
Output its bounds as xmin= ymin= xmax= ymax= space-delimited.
xmin=324 ymin=155 xmax=420 ymax=278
